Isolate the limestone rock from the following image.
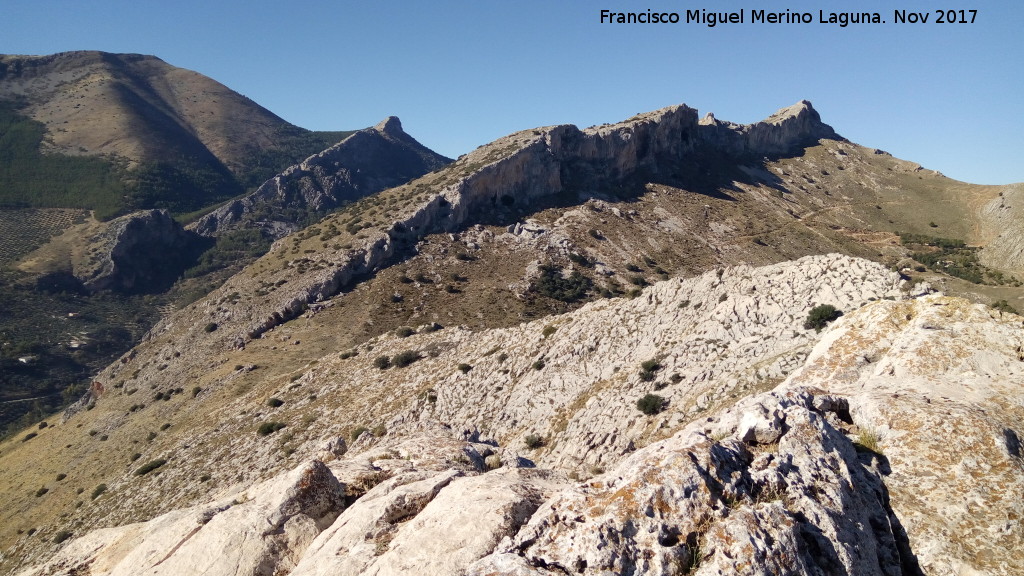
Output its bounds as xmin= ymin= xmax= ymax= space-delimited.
xmin=74 ymin=209 xmax=203 ymax=293
xmin=190 ymin=117 xmax=451 ymax=238
xmin=782 ymin=295 xmax=1024 ymax=575
xmin=16 ymin=460 xmax=345 ymax=576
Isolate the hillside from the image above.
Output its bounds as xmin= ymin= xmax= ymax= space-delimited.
xmin=0 ymin=51 xmax=354 ymax=218
xmin=8 ymin=257 xmax=1024 ymax=575
xmin=2 ymin=99 xmax=1024 ymax=575
xmin=0 ymin=52 xmax=451 ymax=438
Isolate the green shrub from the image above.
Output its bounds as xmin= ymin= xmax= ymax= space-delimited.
xmin=160 ymin=423 xmax=171 ymax=431
xmin=524 ymin=434 xmax=544 ymax=449
xmin=203 ymin=322 xmax=218 ymax=333
xmin=640 ymin=359 xmax=661 ymax=372
xmin=34 ymin=487 xmax=48 ymax=497
xmin=992 ymin=299 xmax=1018 ymax=315
xmin=257 ymin=422 xmax=286 ymax=436
xmin=22 ymin=432 xmax=36 ymax=442
xmin=55 ymin=473 xmax=66 ymax=481
xmin=395 ymin=326 xmax=416 ymax=338
xmin=374 ymin=355 xmax=392 ymax=369
xmin=457 ymin=363 xmax=473 ymax=373
xmin=854 ymin=429 xmax=883 ymax=454
xmin=393 ymin=350 xmax=420 ymax=368
xmin=91 ymin=484 xmax=107 ymax=500
xmin=803 ymin=304 xmax=843 ymax=332
xmin=637 ymin=394 xmax=665 ymax=415
xmin=532 ymin=359 xmax=546 ymax=370
xmin=53 ymin=530 xmax=73 ymax=544
xmin=639 ymin=359 xmax=662 ymax=382
xmin=542 ymin=325 xmax=557 ymax=338
xmin=266 ymin=398 xmax=285 ymax=408
xmin=135 ymin=459 xmax=168 ymax=476
xmin=130 ymin=453 xmax=142 ymax=462
xmin=534 ymin=264 xmax=593 ymax=302
xmin=351 ymin=426 xmax=369 ymax=441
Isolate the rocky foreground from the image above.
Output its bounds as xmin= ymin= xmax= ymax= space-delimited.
xmin=13 ymin=255 xmax=1024 ymax=575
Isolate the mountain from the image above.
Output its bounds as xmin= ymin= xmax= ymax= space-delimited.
xmin=2 ymin=99 xmax=1023 ymax=575
xmin=0 ymin=50 xmax=354 ymax=218
xmin=191 ymin=116 xmax=452 ymax=239
xmin=0 ymin=52 xmax=451 ymax=442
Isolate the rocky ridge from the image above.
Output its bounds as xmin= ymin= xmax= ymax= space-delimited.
xmin=4 ymin=98 xmax=1024 ymax=575
xmin=190 ymin=116 xmax=452 ymax=238
xmin=173 ymin=100 xmax=843 ymax=348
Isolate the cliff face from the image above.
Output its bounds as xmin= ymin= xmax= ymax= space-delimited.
xmin=190 ymin=117 xmax=452 ymax=238
xmin=73 ymin=209 xmax=203 ymax=294
xmin=184 ymin=100 xmax=843 ymax=344
xmin=698 ymin=100 xmax=842 ymax=157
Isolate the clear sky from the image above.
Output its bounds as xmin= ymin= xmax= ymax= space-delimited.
xmin=5 ymin=0 xmax=1023 ymax=184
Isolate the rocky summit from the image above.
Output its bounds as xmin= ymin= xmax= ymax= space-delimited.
xmin=2 ymin=94 xmax=1024 ymax=576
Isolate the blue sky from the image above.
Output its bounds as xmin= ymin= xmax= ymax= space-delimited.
xmin=5 ymin=0 xmax=1022 ymax=184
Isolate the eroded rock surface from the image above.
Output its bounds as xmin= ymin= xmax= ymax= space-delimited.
xmin=191 ymin=116 xmax=451 ymax=238
xmin=13 ymin=263 xmax=1024 ymax=576
xmin=469 ymin=388 xmax=906 ymax=576
xmin=74 ymin=209 xmax=203 ymax=293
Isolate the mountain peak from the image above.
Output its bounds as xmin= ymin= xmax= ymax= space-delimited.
xmin=764 ymin=99 xmax=817 ymax=124
xmin=374 ymin=115 xmax=404 ymax=135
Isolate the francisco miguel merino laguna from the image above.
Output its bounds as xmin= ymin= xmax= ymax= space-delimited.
xmin=599 ymin=8 xmax=979 ymax=26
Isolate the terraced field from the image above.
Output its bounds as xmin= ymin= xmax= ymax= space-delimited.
xmin=0 ymin=208 xmax=87 ymax=267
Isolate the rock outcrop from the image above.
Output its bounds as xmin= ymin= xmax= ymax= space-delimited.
xmin=468 ymin=388 xmax=908 ymax=576
xmin=14 ymin=387 xmax=923 ymax=576
xmin=783 ymin=294 xmax=1024 ymax=575
xmin=698 ymin=100 xmax=842 ymax=157
xmin=73 ymin=209 xmax=203 ymax=293
xmin=190 ymin=117 xmax=451 ymax=238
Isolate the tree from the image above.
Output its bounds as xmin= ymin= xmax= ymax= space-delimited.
xmin=804 ymin=304 xmax=842 ymax=332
